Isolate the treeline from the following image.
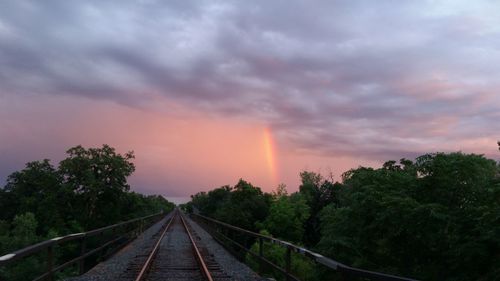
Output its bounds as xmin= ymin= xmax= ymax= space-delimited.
xmin=0 ymin=145 xmax=174 ymax=280
xmin=186 ymin=152 xmax=500 ymax=281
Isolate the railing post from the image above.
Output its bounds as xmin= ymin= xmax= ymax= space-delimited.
xmin=339 ymin=269 xmax=350 ymax=281
xmin=79 ymin=237 xmax=86 ymax=275
xmin=285 ymin=246 xmax=291 ymax=281
xmin=259 ymin=237 xmax=264 ymax=274
xmin=101 ymin=230 xmax=107 ymax=261
xmin=47 ymin=245 xmax=54 ymax=281
xmin=138 ymin=219 xmax=144 ymax=237
xmin=338 ymin=269 xmax=349 ymax=281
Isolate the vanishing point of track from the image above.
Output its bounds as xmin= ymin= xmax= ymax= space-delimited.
xmin=130 ymin=209 xmax=227 ymax=281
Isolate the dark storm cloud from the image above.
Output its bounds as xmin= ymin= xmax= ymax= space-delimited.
xmin=1 ymin=0 xmax=500 ymax=160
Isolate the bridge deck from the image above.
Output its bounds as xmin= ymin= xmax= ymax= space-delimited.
xmin=65 ymin=213 xmax=262 ymax=281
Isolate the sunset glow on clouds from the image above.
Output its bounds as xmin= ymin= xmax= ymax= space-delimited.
xmin=1 ymin=1 xmax=500 ymax=200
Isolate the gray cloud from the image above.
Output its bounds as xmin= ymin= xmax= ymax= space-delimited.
xmin=1 ymin=0 xmax=500 ymax=163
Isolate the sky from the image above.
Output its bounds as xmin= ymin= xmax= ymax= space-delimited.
xmin=1 ymin=0 xmax=500 ymax=201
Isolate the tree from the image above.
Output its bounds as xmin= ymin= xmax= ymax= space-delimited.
xmin=59 ymin=145 xmax=135 ymax=228
xmin=0 ymin=144 xmax=175 ymax=280
xmin=121 ymin=192 xmax=175 ymax=219
xmin=272 ymin=183 xmax=288 ymax=198
xmin=318 ymin=153 xmax=500 ymax=281
xmin=2 ymin=160 xmax=73 ymax=234
xmin=215 ymin=179 xmax=272 ymax=231
xmin=261 ymin=192 xmax=310 ymax=242
xmin=298 ymin=171 xmax=340 ymax=245
xmin=0 ymin=213 xmax=43 ymax=281
xmin=191 ymin=180 xmax=272 ymax=231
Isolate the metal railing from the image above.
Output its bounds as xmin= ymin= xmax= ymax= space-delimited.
xmin=191 ymin=213 xmax=419 ymax=281
xmin=0 ymin=212 xmax=166 ymax=281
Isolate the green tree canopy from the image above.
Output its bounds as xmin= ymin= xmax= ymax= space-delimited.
xmin=191 ymin=179 xmax=272 ymax=231
xmin=261 ymin=190 xmax=310 ymax=242
xmin=0 ymin=144 xmax=173 ymax=244
xmin=318 ymin=153 xmax=500 ymax=281
xmin=299 ymin=171 xmax=341 ymax=245
xmin=2 ymin=160 xmax=73 ymax=234
xmin=59 ymin=144 xmax=135 ymax=228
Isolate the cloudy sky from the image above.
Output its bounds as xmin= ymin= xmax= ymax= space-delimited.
xmin=1 ymin=0 xmax=499 ymax=201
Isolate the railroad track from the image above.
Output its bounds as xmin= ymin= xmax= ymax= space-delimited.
xmin=121 ymin=209 xmax=231 ymax=281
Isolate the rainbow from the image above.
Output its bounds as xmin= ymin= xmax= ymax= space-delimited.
xmin=263 ymin=127 xmax=278 ymax=184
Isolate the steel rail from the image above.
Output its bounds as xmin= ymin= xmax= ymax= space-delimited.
xmin=134 ymin=213 xmax=175 ymax=281
xmin=179 ymin=212 xmax=214 ymax=281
